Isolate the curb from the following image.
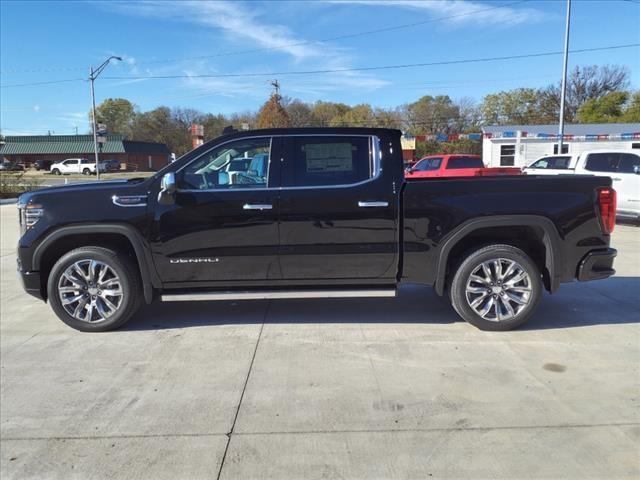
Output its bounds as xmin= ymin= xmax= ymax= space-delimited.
xmin=0 ymin=198 xmax=18 ymax=205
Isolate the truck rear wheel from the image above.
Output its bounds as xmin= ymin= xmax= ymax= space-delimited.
xmin=47 ymin=246 xmax=142 ymax=332
xmin=449 ymin=244 xmax=542 ymax=331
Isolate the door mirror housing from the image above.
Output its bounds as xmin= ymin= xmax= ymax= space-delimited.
xmin=158 ymin=172 xmax=177 ymax=205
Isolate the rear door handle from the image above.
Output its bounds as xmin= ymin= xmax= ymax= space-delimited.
xmin=243 ymin=204 xmax=273 ymax=210
xmin=358 ymin=201 xmax=389 ymax=208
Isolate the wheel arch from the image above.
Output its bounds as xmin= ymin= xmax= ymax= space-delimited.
xmin=32 ymin=224 xmax=159 ymax=304
xmin=434 ymin=215 xmax=563 ymax=296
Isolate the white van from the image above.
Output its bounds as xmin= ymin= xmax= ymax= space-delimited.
xmin=524 ymin=150 xmax=640 ymax=221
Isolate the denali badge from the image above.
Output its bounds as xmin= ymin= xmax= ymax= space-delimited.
xmin=169 ymin=257 xmax=220 ymax=264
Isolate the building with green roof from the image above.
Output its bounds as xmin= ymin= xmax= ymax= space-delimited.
xmin=0 ymin=134 xmax=170 ymax=171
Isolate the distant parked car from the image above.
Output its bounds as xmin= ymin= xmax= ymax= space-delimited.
xmin=0 ymin=161 xmax=25 ymax=172
xmin=34 ymin=159 xmax=55 ymax=171
xmin=100 ymin=159 xmax=121 ymax=172
xmin=405 ymin=154 xmax=522 ymax=178
xmin=524 ymin=150 xmax=640 ymax=221
xmin=50 ymin=158 xmax=106 ymax=176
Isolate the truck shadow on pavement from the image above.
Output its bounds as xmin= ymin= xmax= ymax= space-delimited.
xmin=125 ymin=277 xmax=639 ymax=332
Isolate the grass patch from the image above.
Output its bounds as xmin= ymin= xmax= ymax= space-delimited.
xmin=0 ymin=172 xmax=43 ymax=199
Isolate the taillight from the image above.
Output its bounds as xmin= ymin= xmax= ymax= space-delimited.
xmin=597 ymin=187 xmax=616 ymax=234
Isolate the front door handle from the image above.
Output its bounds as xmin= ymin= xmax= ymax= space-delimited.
xmin=612 ymin=177 xmax=622 ymax=181
xmin=358 ymin=201 xmax=389 ymax=208
xmin=243 ymin=203 xmax=273 ymax=210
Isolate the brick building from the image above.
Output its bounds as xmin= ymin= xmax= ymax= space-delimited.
xmin=0 ymin=134 xmax=170 ymax=171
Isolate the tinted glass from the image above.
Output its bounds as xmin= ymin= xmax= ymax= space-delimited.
xmin=618 ymin=153 xmax=640 ymax=173
xmin=285 ymin=136 xmax=372 ymax=187
xmin=179 ymin=137 xmax=271 ymax=190
xmin=414 ymin=157 xmax=442 ymax=171
xmin=66 ymin=160 xmax=78 ymax=165
xmin=585 ymin=153 xmax=619 ymax=173
xmin=446 ymin=156 xmax=484 ymax=169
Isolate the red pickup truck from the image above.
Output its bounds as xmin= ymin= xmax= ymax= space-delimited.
xmin=405 ymin=154 xmax=522 ymax=178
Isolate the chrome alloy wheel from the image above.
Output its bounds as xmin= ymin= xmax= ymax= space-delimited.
xmin=465 ymin=258 xmax=532 ymax=322
xmin=57 ymin=259 xmax=124 ymax=323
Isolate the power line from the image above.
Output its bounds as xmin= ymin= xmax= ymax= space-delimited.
xmin=0 ymin=0 xmax=527 ymax=74
xmin=101 ymin=43 xmax=640 ymax=80
xmin=0 ymin=78 xmax=85 ymax=88
xmin=1 ymin=43 xmax=637 ymax=89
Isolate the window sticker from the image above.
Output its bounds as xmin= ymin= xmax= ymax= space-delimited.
xmin=304 ymin=143 xmax=354 ymax=173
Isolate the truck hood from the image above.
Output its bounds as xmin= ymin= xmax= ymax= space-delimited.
xmin=18 ymin=178 xmax=152 ymax=205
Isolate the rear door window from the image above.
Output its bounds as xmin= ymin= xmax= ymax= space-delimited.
xmin=584 ymin=153 xmax=619 ymax=173
xmin=617 ymin=153 xmax=640 ymax=173
xmin=282 ymin=136 xmax=374 ymax=187
xmin=446 ymin=157 xmax=484 ymax=169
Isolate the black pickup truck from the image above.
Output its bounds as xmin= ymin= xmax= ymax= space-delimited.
xmin=17 ymin=128 xmax=617 ymax=332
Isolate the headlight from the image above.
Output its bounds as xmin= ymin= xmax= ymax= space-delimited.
xmin=18 ymin=203 xmax=44 ymax=234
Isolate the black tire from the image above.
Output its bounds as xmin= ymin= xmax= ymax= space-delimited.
xmin=51 ymin=168 xmax=61 ymax=175
xmin=82 ymin=168 xmax=91 ymax=175
xmin=47 ymin=246 xmax=142 ymax=332
xmin=449 ymin=244 xmax=542 ymax=331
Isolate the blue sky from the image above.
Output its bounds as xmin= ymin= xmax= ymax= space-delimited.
xmin=1 ymin=0 xmax=639 ymax=136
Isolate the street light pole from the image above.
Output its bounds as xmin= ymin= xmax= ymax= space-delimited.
xmin=558 ymin=0 xmax=571 ymax=154
xmin=89 ymin=56 xmax=122 ymax=181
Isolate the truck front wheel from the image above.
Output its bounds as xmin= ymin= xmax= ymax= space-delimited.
xmin=449 ymin=244 xmax=542 ymax=331
xmin=47 ymin=246 xmax=142 ymax=332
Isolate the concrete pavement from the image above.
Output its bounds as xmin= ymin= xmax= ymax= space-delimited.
xmin=1 ymin=204 xmax=638 ymax=479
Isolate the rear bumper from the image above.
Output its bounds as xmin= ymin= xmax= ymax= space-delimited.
xmin=17 ymin=258 xmax=44 ymax=301
xmin=577 ymin=248 xmax=617 ymax=282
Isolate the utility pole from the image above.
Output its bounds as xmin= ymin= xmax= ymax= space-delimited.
xmin=270 ymin=79 xmax=280 ymax=96
xmin=557 ymin=0 xmax=571 ymax=154
xmin=89 ymin=56 xmax=122 ymax=181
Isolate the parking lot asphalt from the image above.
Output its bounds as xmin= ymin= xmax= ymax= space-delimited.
xmin=1 ymin=204 xmax=639 ymax=479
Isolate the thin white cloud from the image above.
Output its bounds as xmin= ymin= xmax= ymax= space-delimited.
xmin=99 ymin=0 xmax=388 ymax=98
xmin=328 ymin=0 xmax=548 ymax=26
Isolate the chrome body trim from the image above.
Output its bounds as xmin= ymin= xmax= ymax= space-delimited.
xmin=112 ymin=195 xmax=148 ymax=207
xmin=161 ymin=289 xmax=397 ymax=302
xmin=358 ymin=201 xmax=389 ymax=208
xmin=175 ymin=134 xmax=383 ymax=194
xmin=243 ymin=203 xmax=273 ymax=210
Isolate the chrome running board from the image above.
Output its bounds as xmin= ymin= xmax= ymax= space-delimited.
xmin=161 ymin=289 xmax=396 ymax=302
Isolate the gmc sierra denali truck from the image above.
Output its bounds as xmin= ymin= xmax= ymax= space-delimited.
xmin=17 ymin=128 xmax=617 ymax=332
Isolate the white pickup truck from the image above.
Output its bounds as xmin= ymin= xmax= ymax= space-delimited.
xmin=524 ymin=150 xmax=640 ymax=221
xmin=50 ymin=158 xmax=106 ymax=176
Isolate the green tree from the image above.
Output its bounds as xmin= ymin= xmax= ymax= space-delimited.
xmin=129 ymin=107 xmax=191 ymax=156
xmin=200 ymin=113 xmax=228 ymax=141
xmin=577 ymin=91 xmax=629 ymax=123
xmin=257 ymin=93 xmax=291 ymax=129
xmin=480 ymin=88 xmax=546 ymax=125
xmin=330 ymin=104 xmax=375 ymax=127
xmin=311 ymin=101 xmax=350 ymax=126
xmin=405 ymin=95 xmax=460 ymax=135
xmin=283 ymin=98 xmax=315 ymax=127
xmin=91 ymin=98 xmax=136 ymax=136
xmin=621 ymin=91 xmax=640 ymax=122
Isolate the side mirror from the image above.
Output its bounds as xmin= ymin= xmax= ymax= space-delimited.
xmin=158 ymin=172 xmax=176 ymax=205
xmin=634 ymin=165 xmax=640 ymax=174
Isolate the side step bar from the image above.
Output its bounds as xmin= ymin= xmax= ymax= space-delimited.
xmin=161 ymin=289 xmax=397 ymax=302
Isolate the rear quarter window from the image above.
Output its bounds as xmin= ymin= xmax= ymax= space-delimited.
xmin=446 ymin=157 xmax=484 ymax=169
